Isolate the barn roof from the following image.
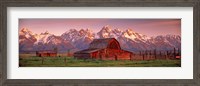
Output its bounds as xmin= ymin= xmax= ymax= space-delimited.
xmin=74 ymin=48 xmax=102 ymax=54
xmin=89 ymin=38 xmax=119 ymax=49
xmin=74 ymin=38 xmax=122 ymax=54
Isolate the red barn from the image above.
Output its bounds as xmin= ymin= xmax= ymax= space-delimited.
xmin=36 ymin=50 xmax=57 ymax=57
xmin=74 ymin=38 xmax=133 ymax=60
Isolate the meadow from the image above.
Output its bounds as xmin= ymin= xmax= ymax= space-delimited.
xmin=19 ymin=55 xmax=181 ymax=67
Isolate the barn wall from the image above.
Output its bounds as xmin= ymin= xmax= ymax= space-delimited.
xmin=91 ymin=51 xmax=98 ymax=59
xmin=93 ymin=49 xmax=133 ymax=60
xmin=74 ymin=53 xmax=91 ymax=59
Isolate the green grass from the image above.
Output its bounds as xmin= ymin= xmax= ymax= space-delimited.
xmin=19 ymin=56 xmax=181 ymax=67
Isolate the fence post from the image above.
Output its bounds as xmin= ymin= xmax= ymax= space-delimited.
xmin=166 ymin=50 xmax=169 ymax=59
xmin=42 ymin=57 xmax=44 ymax=65
xmin=64 ymin=57 xmax=67 ymax=65
xmin=149 ymin=50 xmax=151 ymax=55
xmin=154 ymin=49 xmax=157 ymax=60
xmin=178 ymin=48 xmax=181 ymax=56
xmin=142 ymin=51 xmax=144 ymax=60
xmin=145 ymin=50 xmax=148 ymax=60
xmin=173 ymin=48 xmax=176 ymax=59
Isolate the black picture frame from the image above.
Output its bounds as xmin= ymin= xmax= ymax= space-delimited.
xmin=0 ymin=0 xmax=200 ymax=86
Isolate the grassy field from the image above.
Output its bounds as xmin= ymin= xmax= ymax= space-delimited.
xmin=19 ymin=56 xmax=181 ymax=67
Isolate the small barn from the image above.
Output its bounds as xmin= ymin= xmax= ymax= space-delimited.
xmin=74 ymin=38 xmax=133 ymax=60
xmin=36 ymin=50 xmax=57 ymax=57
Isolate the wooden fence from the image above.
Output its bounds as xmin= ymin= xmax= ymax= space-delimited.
xmin=131 ymin=48 xmax=181 ymax=60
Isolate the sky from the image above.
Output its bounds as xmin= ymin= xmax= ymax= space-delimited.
xmin=19 ymin=19 xmax=181 ymax=37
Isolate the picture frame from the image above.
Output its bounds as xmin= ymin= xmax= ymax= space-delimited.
xmin=0 ymin=0 xmax=200 ymax=86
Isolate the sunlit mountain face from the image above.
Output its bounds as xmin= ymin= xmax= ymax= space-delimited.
xmin=19 ymin=26 xmax=181 ymax=53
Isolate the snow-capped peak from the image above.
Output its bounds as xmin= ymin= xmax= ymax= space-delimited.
xmin=102 ymin=25 xmax=112 ymax=32
xmin=61 ymin=28 xmax=95 ymax=43
xmin=40 ymin=31 xmax=51 ymax=35
xmin=20 ymin=28 xmax=33 ymax=34
xmin=19 ymin=28 xmax=34 ymax=39
xmin=126 ymin=28 xmax=135 ymax=35
xmin=33 ymin=31 xmax=54 ymax=44
xmin=79 ymin=29 xmax=85 ymax=35
xmin=121 ymin=28 xmax=137 ymax=40
xmin=21 ymin=28 xmax=29 ymax=32
xmin=44 ymin=31 xmax=49 ymax=34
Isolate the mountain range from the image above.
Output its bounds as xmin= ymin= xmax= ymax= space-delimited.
xmin=19 ymin=25 xmax=181 ymax=53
